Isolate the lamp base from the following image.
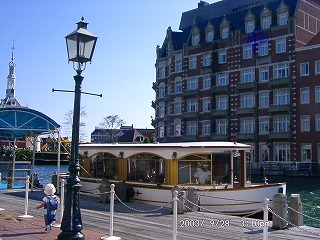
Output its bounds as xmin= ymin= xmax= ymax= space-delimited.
xmin=58 ymin=231 xmax=85 ymax=240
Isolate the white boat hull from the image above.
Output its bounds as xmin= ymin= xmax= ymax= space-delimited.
xmin=80 ymin=178 xmax=286 ymax=215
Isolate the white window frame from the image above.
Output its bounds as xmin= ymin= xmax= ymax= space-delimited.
xmin=189 ymin=56 xmax=197 ymax=69
xmin=274 ymin=115 xmax=290 ymax=132
xmin=187 ymin=99 xmax=198 ymax=112
xmin=206 ymin=30 xmax=214 ymax=42
xmin=216 ymin=96 xmax=228 ymax=110
xmin=216 ymin=119 xmax=228 ymax=134
xmin=274 ymin=63 xmax=289 ymax=78
xmin=301 ymin=115 xmax=310 ymax=132
xmin=316 ymin=61 xmax=320 ymax=75
xmin=175 ymin=101 xmax=181 ymax=115
xmin=187 ymin=78 xmax=198 ymax=90
xmin=218 ymin=49 xmax=226 ymax=64
xmin=203 ymin=75 xmax=211 ymax=90
xmin=300 ymin=62 xmax=309 ymax=76
xmin=316 ymin=86 xmax=320 ymax=103
xmin=240 ymin=118 xmax=255 ymax=133
xmin=203 ymin=121 xmax=211 ymax=136
xmin=261 ymin=16 xmax=271 ymax=29
xmin=175 ymin=59 xmax=182 ymax=72
xmin=301 ymin=144 xmax=312 ymax=162
xmin=192 ymin=33 xmax=200 ymax=46
xmin=175 ymin=80 xmax=182 ymax=93
xmin=259 ymin=91 xmax=269 ymax=108
xmin=279 ymin=12 xmax=288 ymax=26
xmin=159 ymin=67 xmax=165 ymax=79
xmin=221 ymin=26 xmax=229 ymax=39
xmin=159 ymin=126 xmax=165 ymax=137
xmin=276 ymin=37 xmax=286 ymax=53
xmin=217 ymin=73 xmax=228 ymax=86
xmin=203 ymin=53 xmax=211 ymax=67
xmin=175 ymin=123 xmax=181 ymax=136
xmin=316 ymin=114 xmax=320 ymax=131
xmin=159 ymin=86 xmax=165 ymax=98
xmin=241 ymin=68 xmax=255 ymax=83
xmin=260 ymin=67 xmax=269 ymax=82
xmin=274 ymin=89 xmax=290 ymax=105
xmin=246 ymin=20 xmax=254 ymax=33
xmin=259 ymin=40 xmax=269 ymax=56
xmin=159 ymin=105 xmax=165 ymax=118
xmin=274 ymin=144 xmax=290 ymax=162
xmin=259 ymin=117 xmax=269 ymax=134
xmin=186 ymin=121 xmax=197 ymax=135
xmin=243 ymin=43 xmax=252 ymax=59
xmin=241 ymin=93 xmax=255 ymax=108
xmin=300 ymin=87 xmax=310 ymax=104
xmin=203 ymin=98 xmax=211 ymax=112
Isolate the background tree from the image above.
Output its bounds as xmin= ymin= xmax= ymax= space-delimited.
xmin=63 ymin=106 xmax=87 ymax=142
xmin=100 ymin=115 xmax=125 ymax=143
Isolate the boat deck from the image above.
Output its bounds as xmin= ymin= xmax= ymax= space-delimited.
xmin=1 ymin=189 xmax=319 ymax=240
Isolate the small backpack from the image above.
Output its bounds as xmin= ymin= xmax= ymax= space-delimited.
xmin=45 ymin=196 xmax=59 ymax=211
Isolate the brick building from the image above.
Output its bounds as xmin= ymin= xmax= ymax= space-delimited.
xmin=152 ymin=0 xmax=320 ymax=170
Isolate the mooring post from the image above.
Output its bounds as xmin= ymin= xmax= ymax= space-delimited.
xmin=17 ymin=175 xmax=33 ymax=219
xmin=288 ymin=194 xmax=303 ymax=226
xmin=100 ymin=183 xmax=121 ymax=240
xmin=272 ymin=193 xmax=288 ymax=229
xmin=263 ymin=198 xmax=269 ymax=240
xmin=173 ymin=190 xmax=178 ymax=240
xmin=60 ymin=179 xmax=65 ymax=224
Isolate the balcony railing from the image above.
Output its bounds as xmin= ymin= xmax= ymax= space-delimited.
xmin=182 ymin=135 xmax=198 ymax=142
xmin=236 ymin=81 xmax=257 ymax=90
xmin=269 ymin=104 xmax=292 ymax=113
xmin=269 ymin=77 xmax=291 ymax=87
xmin=269 ymin=131 xmax=292 ymax=139
xmin=236 ymin=107 xmax=256 ymax=115
xmin=212 ymin=85 xmax=229 ymax=93
xmin=211 ymin=133 xmax=228 ymax=141
xmin=236 ymin=132 xmax=257 ymax=140
xmin=211 ymin=109 xmax=229 ymax=117
xmin=183 ymin=89 xmax=199 ymax=97
xmin=183 ymin=112 xmax=199 ymax=119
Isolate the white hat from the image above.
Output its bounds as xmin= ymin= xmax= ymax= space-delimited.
xmin=44 ymin=183 xmax=56 ymax=195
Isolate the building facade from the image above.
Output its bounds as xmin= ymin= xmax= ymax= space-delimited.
xmin=152 ymin=0 xmax=320 ymax=170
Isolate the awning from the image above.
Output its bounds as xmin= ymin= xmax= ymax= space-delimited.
xmin=0 ymin=107 xmax=60 ymax=140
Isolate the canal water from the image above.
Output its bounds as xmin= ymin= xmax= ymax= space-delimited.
xmin=252 ymin=175 xmax=320 ymax=228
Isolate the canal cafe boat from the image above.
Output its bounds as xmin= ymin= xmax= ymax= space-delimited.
xmin=78 ymin=142 xmax=286 ymax=215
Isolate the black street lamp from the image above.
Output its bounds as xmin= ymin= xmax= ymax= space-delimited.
xmin=58 ymin=17 xmax=97 ymax=240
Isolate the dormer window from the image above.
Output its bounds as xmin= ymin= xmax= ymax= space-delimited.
xmin=278 ymin=12 xmax=288 ymax=26
xmin=192 ymin=33 xmax=200 ymax=46
xmin=205 ymin=22 xmax=215 ymax=42
xmin=221 ymin=27 xmax=229 ymax=39
xmin=220 ymin=17 xmax=230 ymax=40
xmin=261 ymin=16 xmax=271 ymax=29
xmin=206 ymin=30 xmax=214 ymax=42
xmin=245 ymin=11 xmax=255 ymax=33
xmin=246 ymin=20 xmax=255 ymax=33
xmin=277 ymin=2 xmax=289 ymax=26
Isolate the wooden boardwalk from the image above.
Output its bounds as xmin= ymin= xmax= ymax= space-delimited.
xmin=1 ymin=189 xmax=320 ymax=240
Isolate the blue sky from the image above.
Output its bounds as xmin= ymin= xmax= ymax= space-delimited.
xmin=0 ymin=0 xmax=218 ymax=141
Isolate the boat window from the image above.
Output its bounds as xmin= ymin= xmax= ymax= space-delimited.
xmin=127 ymin=154 xmax=165 ymax=184
xmin=178 ymin=154 xmax=231 ymax=185
xmin=90 ymin=153 xmax=118 ymax=179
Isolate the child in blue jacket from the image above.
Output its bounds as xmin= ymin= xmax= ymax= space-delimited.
xmin=36 ymin=183 xmax=60 ymax=232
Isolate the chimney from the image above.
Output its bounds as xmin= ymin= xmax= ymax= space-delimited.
xmin=198 ymin=1 xmax=209 ymax=8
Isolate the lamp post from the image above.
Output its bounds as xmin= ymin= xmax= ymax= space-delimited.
xmin=58 ymin=17 xmax=97 ymax=240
